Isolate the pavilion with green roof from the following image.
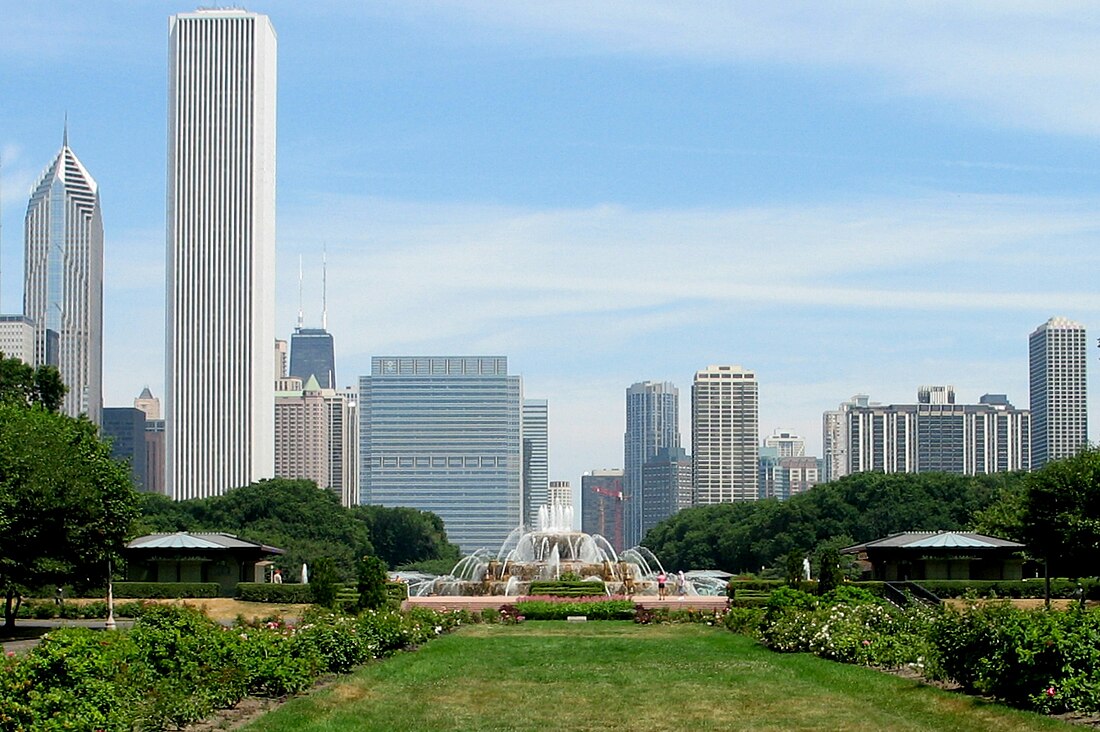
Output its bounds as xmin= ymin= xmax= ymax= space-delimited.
xmin=842 ymin=531 xmax=1025 ymax=582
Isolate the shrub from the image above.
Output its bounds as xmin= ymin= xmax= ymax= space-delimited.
xmin=528 ymin=579 xmax=607 ymax=597
xmin=357 ymin=555 xmax=389 ymax=611
xmin=236 ymin=582 xmax=314 ymax=604
xmin=308 ymin=557 xmax=340 ymax=609
xmin=723 ymin=606 xmax=764 ymax=635
xmin=928 ymin=603 xmax=1100 ymax=713
xmin=114 ymin=581 xmax=220 ymax=599
xmin=514 ymin=598 xmax=634 ymax=620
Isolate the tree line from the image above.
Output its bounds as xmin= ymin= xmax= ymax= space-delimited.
xmin=138 ymin=478 xmax=462 ymax=580
xmin=642 ymin=470 xmax=1024 ymax=574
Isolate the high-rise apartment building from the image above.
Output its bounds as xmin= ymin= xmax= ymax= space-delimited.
xmin=692 ymin=365 xmax=759 ymax=504
xmin=166 ymin=10 xmax=277 ymax=500
xmin=580 ymin=469 xmax=626 ymax=552
xmin=1029 ymin=317 xmax=1088 ymax=469
xmin=763 ymin=428 xmax=805 ymax=458
xmin=23 ymin=132 xmax=102 ymax=424
xmin=522 ymin=399 xmax=548 ymax=528
xmin=273 ymin=375 xmax=358 ymax=507
xmin=624 ymin=381 xmax=680 ymax=548
xmin=822 ymin=394 xmax=873 ymax=483
xmin=548 ymin=480 xmax=572 ymax=507
xmin=845 ymin=390 xmax=1030 ymax=475
xmin=759 ymin=449 xmax=820 ymax=500
xmin=360 ymin=357 xmax=522 ymax=552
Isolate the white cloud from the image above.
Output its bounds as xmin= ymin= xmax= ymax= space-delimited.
xmin=411 ymin=1 xmax=1100 ymax=137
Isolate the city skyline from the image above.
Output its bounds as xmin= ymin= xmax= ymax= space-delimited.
xmin=2 ymin=5 xmax=1099 ymax=489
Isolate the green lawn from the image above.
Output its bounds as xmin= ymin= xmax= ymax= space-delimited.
xmin=245 ymin=622 xmax=1074 ymax=732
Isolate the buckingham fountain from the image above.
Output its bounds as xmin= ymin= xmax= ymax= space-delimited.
xmin=405 ymin=503 xmax=723 ymax=598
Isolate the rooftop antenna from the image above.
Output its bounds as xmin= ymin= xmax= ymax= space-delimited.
xmin=63 ymin=112 xmax=69 ymax=148
xmin=296 ymin=254 xmax=303 ymax=330
xmin=322 ymin=244 xmax=328 ymax=331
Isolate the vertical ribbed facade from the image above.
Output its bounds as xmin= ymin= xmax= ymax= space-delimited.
xmin=1029 ymin=317 xmax=1088 ymax=469
xmin=23 ymin=141 xmax=103 ymax=424
xmin=166 ymin=10 xmax=276 ymax=500
xmin=623 ymin=381 xmax=679 ymax=548
xmin=692 ymin=365 xmax=759 ymax=504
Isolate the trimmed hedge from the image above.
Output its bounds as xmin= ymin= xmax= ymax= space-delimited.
xmin=113 ymin=582 xmax=220 ymax=599
xmin=913 ymin=579 xmax=1100 ymax=600
xmin=236 ymin=582 xmax=314 ymax=603
xmin=727 ymin=580 xmax=887 ymax=599
xmin=528 ymin=580 xmax=607 ymax=597
xmin=513 ymin=598 xmax=634 ymax=620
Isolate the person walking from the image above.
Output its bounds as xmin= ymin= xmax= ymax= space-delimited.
xmin=676 ymin=570 xmax=686 ymax=597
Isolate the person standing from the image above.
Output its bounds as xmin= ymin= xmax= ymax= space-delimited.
xmin=676 ymin=570 xmax=686 ymax=596
xmin=657 ymin=571 xmax=667 ymax=599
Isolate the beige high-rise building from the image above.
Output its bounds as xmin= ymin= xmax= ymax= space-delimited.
xmin=548 ymin=480 xmax=572 ymax=507
xmin=0 ymin=316 xmax=34 ymax=365
xmin=692 ymin=364 xmax=759 ymax=504
xmin=134 ymin=386 xmax=161 ymax=420
xmin=274 ymin=376 xmax=358 ymax=507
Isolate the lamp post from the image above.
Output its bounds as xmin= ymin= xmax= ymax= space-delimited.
xmin=105 ymin=559 xmax=116 ymax=630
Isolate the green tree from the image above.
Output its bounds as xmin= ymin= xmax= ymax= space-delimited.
xmin=0 ymin=353 xmax=66 ymax=412
xmin=644 ymin=471 xmax=1021 ymax=574
xmin=308 ymin=556 xmax=340 ymax=608
xmin=357 ymin=555 xmax=389 ymax=611
xmin=353 ymin=504 xmax=461 ymax=569
xmin=139 ymin=478 xmax=374 ymax=581
xmin=0 ymin=404 xmax=139 ymax=629
xmin=815 ymin=546 xmax=844 ymax=595
xmin=1020 ymin=448 xmax=1100 ymax=579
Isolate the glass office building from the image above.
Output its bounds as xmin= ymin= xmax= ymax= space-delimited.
xmin=289 ymin=327 xmax=336 ymax=389
xmin=360 ymin=356 xmax=522 ymax=552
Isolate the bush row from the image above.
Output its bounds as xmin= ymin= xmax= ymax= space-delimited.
xmin=113 ymin=582 xmax=220 ymax=599
xmin=513 ymin=598 xmax=634 ymax=620
xmin=235 ymin=582 xmax=314 ymax=604
xmin=527 ymin=580 xmax=608 ymax=597
xmin=749 ymin=585 xmax=1100 ymax=716
xmin=17 ymin=600 xmax=157 ymax=620
xmin=0 ymin=603 xmax=464 ymax=731
xmin=912 ymin=579 xmax=1100 ymax=600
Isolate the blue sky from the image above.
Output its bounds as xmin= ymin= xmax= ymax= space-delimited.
xmin=2 ymin=2 xmax=1099 ymax=487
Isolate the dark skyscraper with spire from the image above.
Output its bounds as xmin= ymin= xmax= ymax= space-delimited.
xmin=289 ymin=251 xmax=337 ymax=388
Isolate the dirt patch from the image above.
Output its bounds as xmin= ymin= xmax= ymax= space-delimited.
xmin=134 ymin=598 xmax=311 ymax=624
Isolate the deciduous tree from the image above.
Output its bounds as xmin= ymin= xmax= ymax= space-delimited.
xmin=0 ymin=404 xmax=138 ymax=629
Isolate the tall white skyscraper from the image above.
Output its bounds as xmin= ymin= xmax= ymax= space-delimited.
xmin=1029 ymin=317 xmax=1088 ymax=469
xmin=23 ymin=131 xmax=103 ymax=424
xmin=166 ymin=10 xmax=277 ymax=500
xmin=692 ymin=365 xmax=758 ymax=504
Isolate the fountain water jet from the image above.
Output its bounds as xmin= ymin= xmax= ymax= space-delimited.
xmin=406 ymin=502 xmax=678 ymax=597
